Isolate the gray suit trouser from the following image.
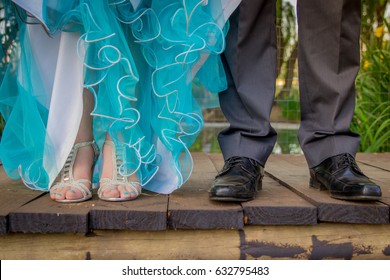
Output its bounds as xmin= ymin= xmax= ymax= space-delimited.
xmin=218 ymin=0 xmax=361 ymax=168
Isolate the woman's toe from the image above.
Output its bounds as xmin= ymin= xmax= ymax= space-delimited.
xmin=50 ymin=187 xmax=69 ymax=201
xmin=65 ymin=188 xmax=83 ymax=200
xmin=103 ymin=187 xmax=120 ymax=198
xmin=118 ymin=185 xmax=137 ymax=199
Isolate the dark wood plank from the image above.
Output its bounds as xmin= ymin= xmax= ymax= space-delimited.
xmin=208 ymin=153 xmax=317 ymax=225
xmin=265 ymin=154 xmax=389 ymax=224
xmin=89 ymin=192 xmax=168 ymax=231
xmin=0 ymin=167 xmax=45 ymax=235
xmin=357 ymin=153 xmax=390 ymax=172
xmin=9 ymin=194 xmax=91 ymax=233
xmin=356 ymin=153 xmax=390 ymax=207
xmin=168 ymin=153 xmax=244 ymax=229
xmin=243 ymin=176 xmax=317 ymax=225
xmin=356 ymin=161 xmax=390 ymax=207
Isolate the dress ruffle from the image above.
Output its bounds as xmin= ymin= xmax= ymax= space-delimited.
xmin=0 ymin=0 xmax=232 ymax=193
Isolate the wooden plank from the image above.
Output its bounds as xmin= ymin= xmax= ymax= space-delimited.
xmin=356 ymin=161 xmax=390 ymax=207
xmin=243 ymin=176 xmax=317 ymax=225
xmin=208 ymin=153 xmax=225 ymax=172
xmin=357 ymin=153 xmax=390 ymax=172
xmin=0 ymin=224 xmax=389 ymax=260
xmin=89 ymin=192 xmax=168 ymax=231
xmin=8 ymin=194 xmax=91 ymax=233
xmin=0 ymin=229 xmax=241 ymax=260
xmin=265 ymin=154 xmax=389 ymax=224
xmin=0 ymin=167 xmax=45 ymax=235
xmin=243 ymin=224 xmax=390 ymax=260
xmin=168 ymin=153 xmax=244 ymax=229
xmin=208 ymin=153 xmax=317 ymax=225
xmin=355 ymin=153 xmax=390 ymax=207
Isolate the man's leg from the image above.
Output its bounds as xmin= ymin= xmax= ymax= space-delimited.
xmin=210 ymin=0 xmax=277 ymax=201
xmin=297 ymin=0 xmax=381 ymax=200
xmin=297 ymin=0 xmax=360 ymax=166
xmin=218 ymin=0 xmax=277 ymax=167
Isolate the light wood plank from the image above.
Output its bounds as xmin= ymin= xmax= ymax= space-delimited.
xmin=357 ymin=153 xmax=390 ymax=172
xmin=0 ymin=224 xmax=389 ymax=260
xmin=0 ymin=229 xmax=241 ymax=260
xmin=243 ymin=224 xmax=390 ymax=260
xmin=207 ymin=153 xmax=225 ymax=172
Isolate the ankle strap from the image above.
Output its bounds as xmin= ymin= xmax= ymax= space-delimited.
xmin=104 ymin=140 xmax=115 ymax=147
xmin=73 ymin=140 xmax=99 ymax=157
xmin=74 ymin=140 xmax=95 ymax=149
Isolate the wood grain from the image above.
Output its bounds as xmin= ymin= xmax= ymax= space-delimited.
xmin=0 ymin=167 xmax=45 ymax=234
xmin=357 ymin=153 xmax=390 ymax=172
xmin=89 ymin=192 xmax=168 ymax=231
xmin=266 ymin=154 xmax=389 ymax=224
xmin=207 ymin=153 xmax=225 ymax=172
xmin=242 ymin=176 xmax=317 ymax=225
xmin=243 ymin=224 xmax=390 ymax=260
xmin=168 ymin=153 xmax=244 ymax=229
xmin=8 ymin=194 xmax=91 ymax=233
xmin=356 ymin=156 xmax=390 ymax=207
xmin=1 ymin=224 xmax=389 ymax=260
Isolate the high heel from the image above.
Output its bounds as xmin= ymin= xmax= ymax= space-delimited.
xmin=50 ymin=140 xmax=99 ymax=203
xmin=98 ymin=140 xmax=141 ymax=201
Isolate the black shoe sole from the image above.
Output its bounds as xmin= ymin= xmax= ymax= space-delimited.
xmin=330 ymin=194 xmax=381 ymax=201
xmin=209 ymin=176 xmax=262 ymax=202
xmin=209 ymin=196 xmax=255 ymax=202
xmin=309 ymin=178 xmax=381 ymax=201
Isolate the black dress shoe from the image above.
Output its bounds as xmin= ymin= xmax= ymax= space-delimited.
xmin=209 ymin=156 xmax=264 ymax=202
xmin=310 ymin=153 xmax=382 ymax=201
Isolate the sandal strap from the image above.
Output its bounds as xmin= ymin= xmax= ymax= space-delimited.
xmin=98 ymin=180 xmax=141 ymax=197
xmin=74 ymin=140 xmax=100 ymax=159
xmin=98 ymin=140 xmax=142 ymax=201
xmin=50 ymin=140 xmax=99 ymax=203
xmin=50 ymin=179 xmax=92 ymax=197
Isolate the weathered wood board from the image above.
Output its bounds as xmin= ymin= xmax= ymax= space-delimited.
xmin=168 ymin=153 xmax=244 ymax=229
xmin=0 ymin=167 xmax=45 ymax=234
xmin=265 ymin=154 xmax=389 ymax=224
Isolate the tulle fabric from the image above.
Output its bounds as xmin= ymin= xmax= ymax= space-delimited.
xmin=0 ymin=0 xmax=235 ymax=193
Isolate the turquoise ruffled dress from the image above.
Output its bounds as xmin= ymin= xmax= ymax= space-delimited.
xmin=0 ymin=0 xmax=240 ymax=194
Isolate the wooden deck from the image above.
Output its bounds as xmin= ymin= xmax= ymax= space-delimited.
xmin=0 ymin=153 xmax=389 ymax=260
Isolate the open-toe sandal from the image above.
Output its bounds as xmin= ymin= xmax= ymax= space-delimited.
xmin=50 ymin=140 xmax=99 ymax=203
xmin=98 ymin=140 xmax=141 ymax=202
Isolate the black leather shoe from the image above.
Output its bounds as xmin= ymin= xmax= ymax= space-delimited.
xmin=209 ymin=156 xmax=264 ymax=202
xmin=310 ymin=153 xmax=382 ymax=201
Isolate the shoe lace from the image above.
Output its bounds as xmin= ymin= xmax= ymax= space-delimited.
xmin=225 ymin=156 xmax=245 ymax=166
xmin=222 ymin=156 xmax=260 ymax=175
xmin=338 ymin=154 xmax=362 ymax=174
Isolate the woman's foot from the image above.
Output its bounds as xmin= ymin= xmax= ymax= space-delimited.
xmin=50 ymin=89 xmax=96 ymax=202
xmin=50 ymin=141 xmax=98 ymax=202
xmin=99 ymin=139 xmax=141 ymax=201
